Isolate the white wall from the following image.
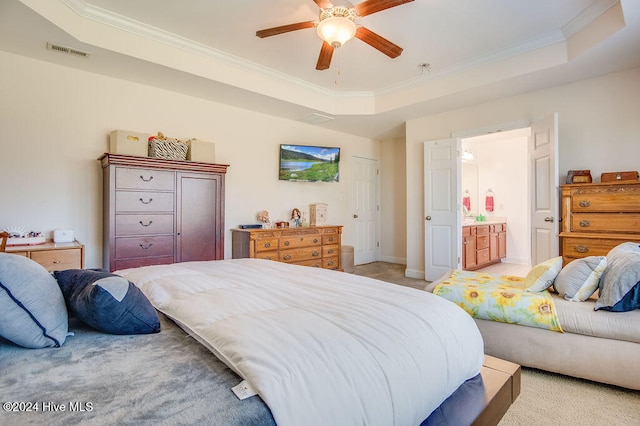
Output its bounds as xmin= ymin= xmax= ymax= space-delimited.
xmin=379 ymin=138 xmax=407 ymax=264
xmin=0 ymin=51 xmax=379 ymax=268
xmin=474 ymin=135 xmax=529 ymax=264
xmin=405 ymin=67 xmax=640 ymax=278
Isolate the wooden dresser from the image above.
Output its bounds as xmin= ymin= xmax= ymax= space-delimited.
xmin=232 ymin=226 xmax=342 ymax=270
xmin=462 ymin=223 xmax=507 ymax=271
xmin=101 ymin=154 xmax=228 ymax=271
xmin=560 ymin=181 xmax=640 ymax=264
xmin=6 ymin=241 xmax=85 ymax=272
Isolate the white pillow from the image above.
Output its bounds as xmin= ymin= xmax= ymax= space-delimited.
xmin=525 ymin=256 xmax=563 ymax=292
xmin=553 ymin=256 xmax=607 ymax=301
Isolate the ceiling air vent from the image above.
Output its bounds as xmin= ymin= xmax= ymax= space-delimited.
xmin=46 ymin=42 xmax=90 ymax=58
xmin=297 ymin=113 xmax=334 ymax=125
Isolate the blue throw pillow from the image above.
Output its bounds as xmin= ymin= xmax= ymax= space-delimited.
xmin=607 ymin=282 xmax=640 ymax=312
xmin=53 ymin=269 xmax=160 ymax=335
xmin=596 ymin=243 xmax=640 ymax=312
xmin=0 ymin=253 xmax=68 ymax=348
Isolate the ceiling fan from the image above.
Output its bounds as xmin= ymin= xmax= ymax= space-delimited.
xmin=256 ymin=0 xmax=414 ymax=70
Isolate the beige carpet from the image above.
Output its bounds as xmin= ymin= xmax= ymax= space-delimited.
xmin=354 ymin=262 xmax=640 ymax=425
xmin=499 ymin=368 xmax=640 ymax=425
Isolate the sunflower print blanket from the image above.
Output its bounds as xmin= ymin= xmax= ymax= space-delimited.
xmin=433 ymin=270 xmax=563 ymax=333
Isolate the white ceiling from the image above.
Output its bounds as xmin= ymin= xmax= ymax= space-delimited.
xmin=2 ymin=0 xmax=639 ymax=139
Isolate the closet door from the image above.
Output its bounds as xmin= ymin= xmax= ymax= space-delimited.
xmin=176 ymin=172 xmax=225 ymax=262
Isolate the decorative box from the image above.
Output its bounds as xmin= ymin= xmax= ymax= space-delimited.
xmin=600 ymin=171 xmax=639 ymax=183
xmin=187 ymin=138 xmax=216 ymax=163
xmin=109 ymin=130 xmax=149 ymax=157
xmin=148 ymin=138 xmax=188 ymax=160
xmin=566 ymin=170 xmax=592 ymax=184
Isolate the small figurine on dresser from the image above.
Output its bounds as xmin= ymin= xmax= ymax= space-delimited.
xmin=291 ymin=208 xmax=302 ymax=227
xmin=257 ymin=210 xmax=271 ymax=229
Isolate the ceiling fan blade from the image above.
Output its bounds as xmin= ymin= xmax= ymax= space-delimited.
xmin=354 ymin=0 xmax=414 ymax=17
xmin=313 ymin=0 xmax=334 ymax=9
xmin=256 ymin=21 xmax=316 ymax=38
xmin=316 ymin=41 xmax=334 ymax=70
xmin=355 ymin=27 xmax=403 ymax=58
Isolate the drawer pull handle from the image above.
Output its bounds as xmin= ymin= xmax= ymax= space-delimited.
xmin=328 ymin=249 xmax=334 ymax=254
xmin=264 ymin=242 xmax=271 ymax=248
xmin=139 ymin=175 xmax=154 ymax=182
xmin=139 ymin=220 xmax=153 ymax=227
xmin=313 ymin=239 xmax=318 ymax=243
xmin=579 ymin=220 xmax=590 ymax=227
xmin=139 ymin=198 xmax=153 ymax=205
xmin=284 ymin=241 xmax=290 ymax=246
xmin=312 ymin=251 xmax=319 ymax=257
xmin=327 ymin=260 xmax=334 ymax=266
xmin=328 ymin=237 xmax=334 ymax=242
xmin=139 ymin=243 xmax=153 ymax=250
xmin=578 ymin=200 xmax=591 ymax=207
xmin=53 ymin=260 xmax=61 ymax=264
xmin=574 ymin=245 xmax=589 ymax=253
xmin=284 ymin=254 xmax=291 ymax=260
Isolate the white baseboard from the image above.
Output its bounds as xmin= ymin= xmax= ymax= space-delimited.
xmin=405 ymin=269 xmax=425 ymax=280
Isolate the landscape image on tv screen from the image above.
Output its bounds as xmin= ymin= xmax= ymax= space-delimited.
xmin=279 ymin=144 xmax=340 ymax=182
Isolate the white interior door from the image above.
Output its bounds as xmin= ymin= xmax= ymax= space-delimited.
xmin=530 ymin=114 xmax=559 ymax=265
xmin=424 ymin=139 xmax=461 ymax=281
xmin=351 ymin=157 xmax=379 ymax=265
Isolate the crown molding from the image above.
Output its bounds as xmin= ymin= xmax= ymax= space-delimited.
xmin=42 ymin=0 xmax=625 ymax=115
xmin=58 ymin=0 xmax=595 ymax=100
xmin=562 ymin=0 xmax=620 ymax=38
xmin=57 ymin=0 xmax=360 ymax=99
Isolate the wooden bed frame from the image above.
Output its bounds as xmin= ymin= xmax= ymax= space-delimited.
xmin=421 ymin=354 xmax=520 ymax=426
xmin=476 ymin=355 xmax=521 ymax=425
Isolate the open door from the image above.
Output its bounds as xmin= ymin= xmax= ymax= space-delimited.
xmin=530 ymin=114 xmax=559 ymax=265
xmin=424 ymin=138 xmax=461 ymax=281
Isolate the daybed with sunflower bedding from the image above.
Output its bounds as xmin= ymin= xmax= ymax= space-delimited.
xmin=425 ymin=242 xmax=640 ymax=390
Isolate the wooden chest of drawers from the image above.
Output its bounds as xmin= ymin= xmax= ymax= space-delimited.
xmin=560 ymin=182 xmax=640 ymax=264
xmin=101 ymin=154 xmax=227 ymax=271
xmin=231 ymin=226 xmax=342 ymax=270
xmin=6 ymin=241 xmax=85 ymax=272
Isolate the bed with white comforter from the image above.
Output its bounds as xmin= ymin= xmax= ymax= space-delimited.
xmin=118 ymin=258 xmax=484 ymax=426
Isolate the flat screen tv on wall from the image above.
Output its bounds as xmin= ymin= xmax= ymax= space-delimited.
xmin=279 ymin=144 xmax=340 ymax=182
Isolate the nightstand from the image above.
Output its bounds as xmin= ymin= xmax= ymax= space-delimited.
xmin=5 ymin=241 xmax=85 ymax=271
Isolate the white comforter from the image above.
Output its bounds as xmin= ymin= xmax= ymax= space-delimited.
xmin=118 ymin=259 xmax=484 ymax=426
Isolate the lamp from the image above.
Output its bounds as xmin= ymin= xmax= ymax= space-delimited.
xmin=316 ymin=7 xmax=357 ymax=48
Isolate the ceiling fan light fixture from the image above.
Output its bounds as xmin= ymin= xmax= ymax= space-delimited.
xmin=316 ymin=8 xmax=357 ymax=47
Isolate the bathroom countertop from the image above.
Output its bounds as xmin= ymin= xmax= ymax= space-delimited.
xmin=463 ymin=217 xmax=507 ymax=226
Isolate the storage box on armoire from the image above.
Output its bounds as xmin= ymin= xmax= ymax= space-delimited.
xmin=187 ymin=139 xmax=216 ymax=163
xmin=109 ymin=130 xmax=149 ymax=157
